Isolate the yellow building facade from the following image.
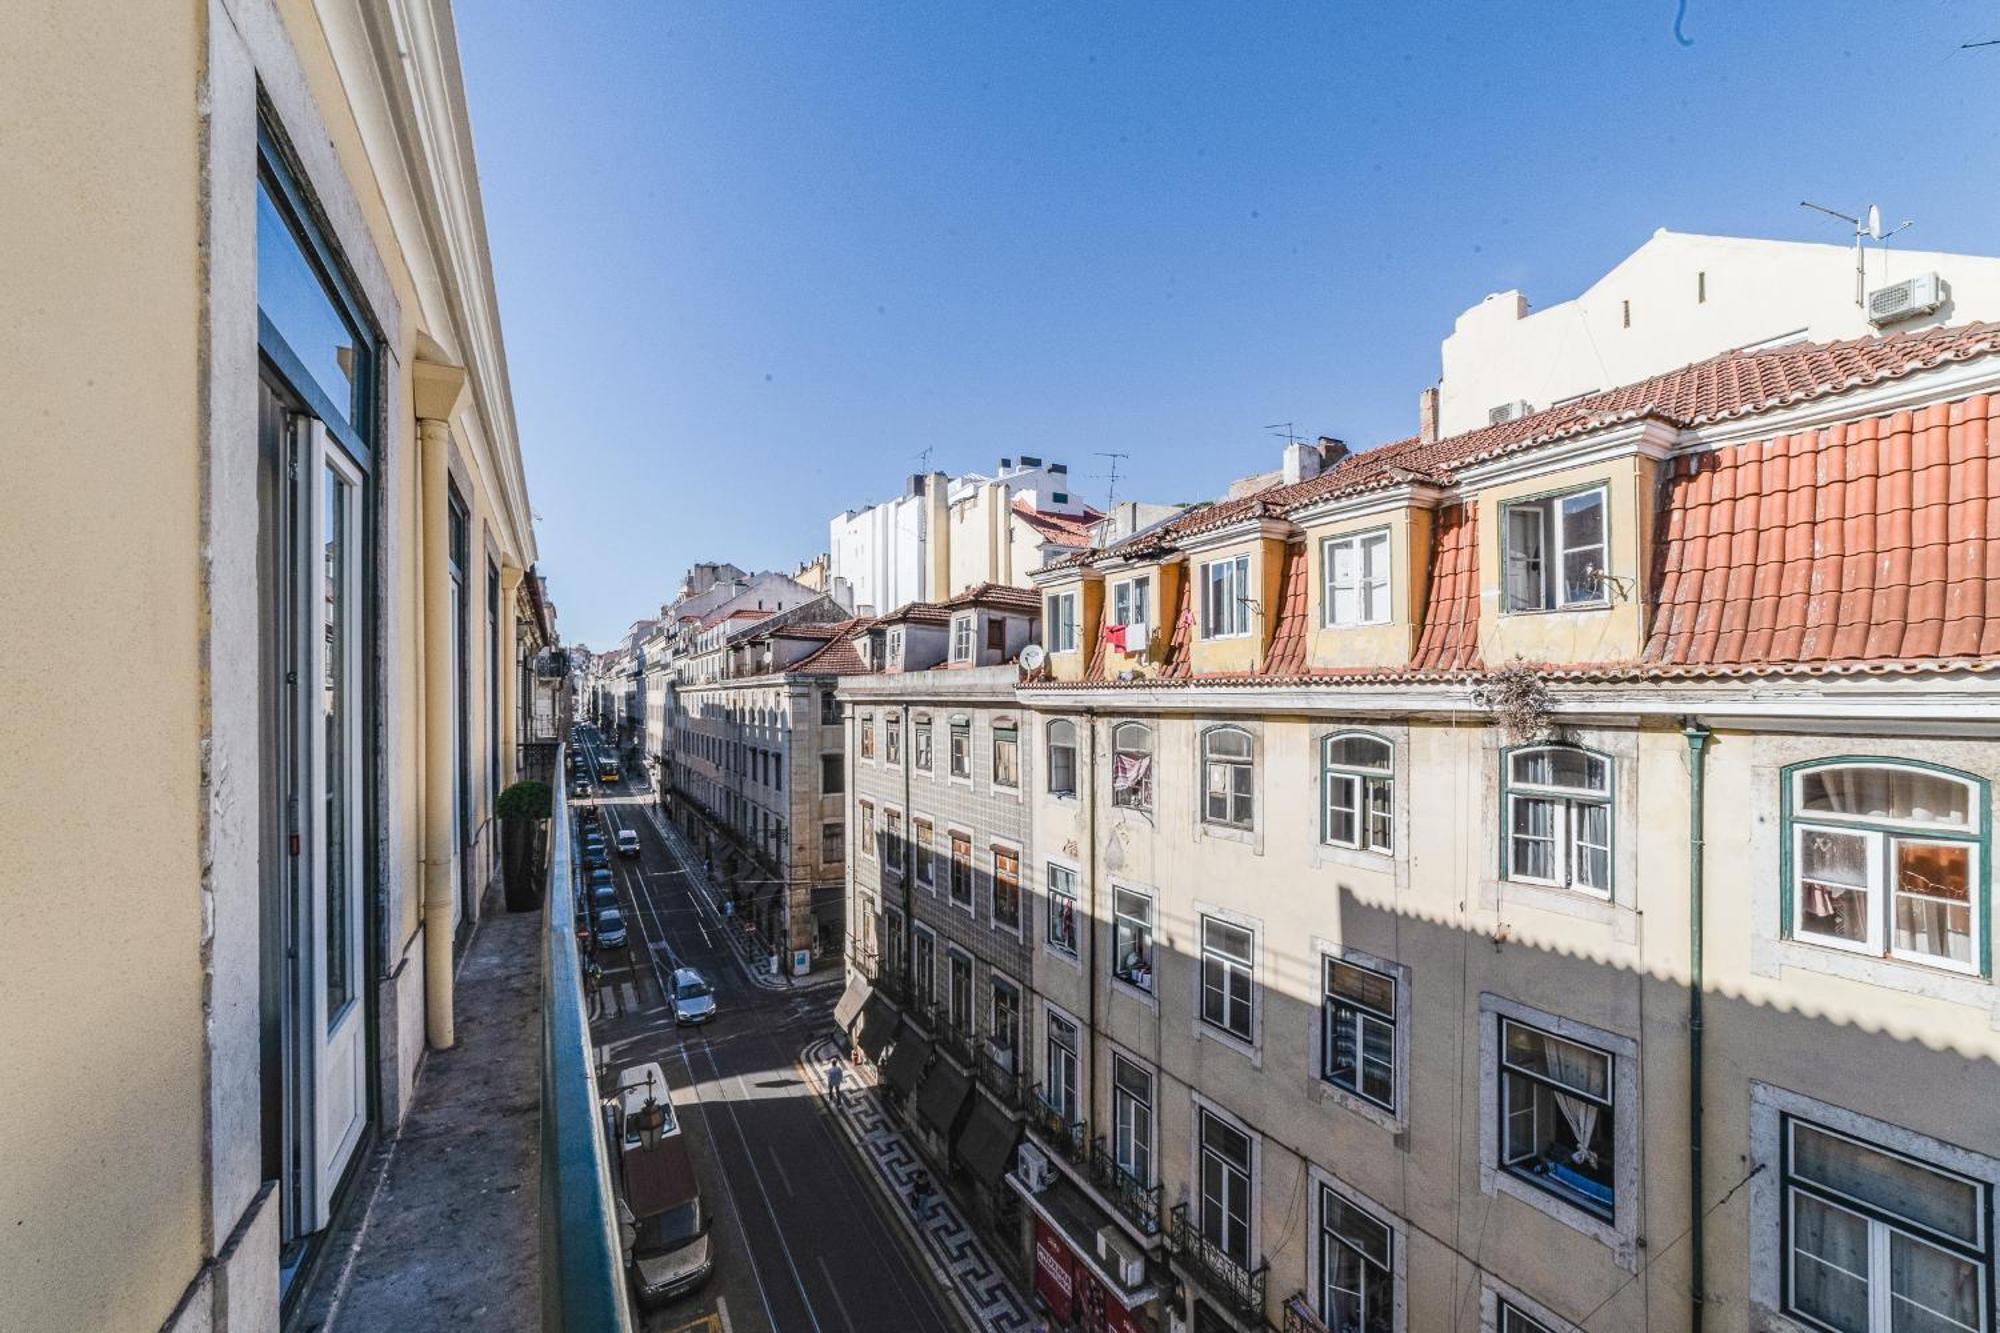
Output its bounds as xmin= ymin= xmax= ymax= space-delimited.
xmin=0 ymin=2 xmax=545 ymax=1328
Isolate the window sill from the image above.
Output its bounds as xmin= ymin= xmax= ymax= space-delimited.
xmin=1490 ymin=877 xmax=1629 ymax=933
xmin=1192 ymin=1018 xmax=1260 ymax=1068
xmin=1497 ymin=602 xmax=1611 ymax=618
xmin=1484 ymin=1165 xmax=1632 ymax=1269
xmin=1199 ymin=822 xmax=1257 ymax=849
xmin=1754 ymin=935 xmax=1995 ymax=1008
xmin=1311 ymin=1077 xmax=1403 ymax=1135
xmin=1311 ymin=841 xmax=1397 ymax=876
xmin=1045 ymin=944 xmax=1083 ymax=973
xmin=1111 ymin=976 xmax=1159 ymax=1013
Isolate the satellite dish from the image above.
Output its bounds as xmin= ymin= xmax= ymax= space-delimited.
xmin=1019 ymin=643 xmax=1047 ymax=672
xmin=1866 ymin=204 xmax=1882 ymax=239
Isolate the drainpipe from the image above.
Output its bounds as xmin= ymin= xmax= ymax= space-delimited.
xmin=415 ymin=360 xmax=469 ymax=1051
xmin=1684 ymin=719 xmax=1711 ymax=1331
xmin=901 ymin=701 xmax=915 ymax=990
xmin=1084 ymin=708 xmax=1100 ymax=1133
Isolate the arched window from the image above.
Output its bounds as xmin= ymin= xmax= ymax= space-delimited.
xmin=1111 ymin=722 xmax=1154 ymax=812
xmin=1506 ymin=746 xmax=1611 ymax=894
xmin=1322 ymin=733 xmax=1393 ymax=853
xmin=1202 ymin=726 xmax=1255 ymax=830
xmin=1786 ymin=760 xmax=1984 ymax=972
xmin=1047 ymin=719 xmax=1078 ymax=798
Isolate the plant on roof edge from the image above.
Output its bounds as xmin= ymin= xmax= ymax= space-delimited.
xmin=1478 ymin=659 xmax=1558 ymax=743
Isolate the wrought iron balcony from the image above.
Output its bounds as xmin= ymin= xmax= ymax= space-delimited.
xmin=976 ymin=1042 xmax=1026 ymax=1111
xmin=1169 ymin=1201 xmax=1268 ymax=1329
xmin=1283 ymin=1292 xmax=1332 ymax=1333
xmin=1087 ymin=1137 xmax=1163 ymax=1236
xmin=845 ymin=937 xmax=880 ymax=982
xmin=1027 ymin=1085 xmax=1088 ymax=1165
xmin=931 ymin=1009 xmax=976 ymax=1068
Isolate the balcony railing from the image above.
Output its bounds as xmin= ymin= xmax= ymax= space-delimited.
xmin=1169 ymin=1202 xmax=1268 ymax=1328
xmin=1088 ymin=1137 xmax=1163 ymax=1236
xmin=1028 ymin=1085 xmax=1088 ymax=1166
xmin=845 ymin=936 xmax=880 ymax=982
xmin=539 ymin=744 xmax=636 ymax=1332
xmin=930 ymin=1007 xmax=976 ymax=1068
xmin=1283 ymin=1291 xmax=1332 ymax=1333
xmin=976 ymin=1043 xmax=1026 ymax=1111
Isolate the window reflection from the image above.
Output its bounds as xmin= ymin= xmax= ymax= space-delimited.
xmin=257 ymin=179 xmax=358 ymax=427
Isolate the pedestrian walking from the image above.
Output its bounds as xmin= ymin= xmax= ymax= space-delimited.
xmin=827 ymin=1056 xmax=845 ymax=1105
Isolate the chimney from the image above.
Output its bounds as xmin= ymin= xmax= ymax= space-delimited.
xmin=1419 ymin=386 xmax=1439 ymax=444
xmin=1317 ymin=436 xmax=1348 ymax=469
xmin=1282 ymin=441 xmax=1322 ymax=486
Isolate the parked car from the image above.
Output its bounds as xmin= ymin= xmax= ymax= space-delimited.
xmin=595 ymin=908 xmax=628 ymax=950
xmin=591 ymin=883 xmax=619 ymax=915
xmin=588 ymin=867 xmax=614 ymax=896
xmin=669 ymin=969 xmax=716 ymax=1026
xmin=584 ymin=844 xmax=609 ymax=872
xmin=611 ymin=1062 xmax=710 ymax=1306
xmin=616 ymin=828 xmax=641 ymax=858
xmin=572 ymin=779 xmax=591 ymax=800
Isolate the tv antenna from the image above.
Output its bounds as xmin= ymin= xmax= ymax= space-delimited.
xmin=1800 ymin=201 xmax=1913 ymax=308
xmin=1265 ymin=421 xmax=1302 ymax=447
xmin=916 ymin=445 xmax=935 ymax=474
xmin=1095 ymin=450 xmax=1130 ymax=511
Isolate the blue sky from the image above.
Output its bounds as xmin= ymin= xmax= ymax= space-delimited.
xmin=454 ymin=3 xmax=2000 ymax=647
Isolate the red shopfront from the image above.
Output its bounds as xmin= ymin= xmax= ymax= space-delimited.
xmin=1033 ymin=1217 xmax=1154 ymax=1333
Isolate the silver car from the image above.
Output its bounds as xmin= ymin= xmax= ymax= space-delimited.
xmin=670 ymin=969 xmax=716 ymax=1025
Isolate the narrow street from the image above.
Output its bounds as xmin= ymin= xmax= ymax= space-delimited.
xmin=576 ymin=743 xmax=965 ymax=1333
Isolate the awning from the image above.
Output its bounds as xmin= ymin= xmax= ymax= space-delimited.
xmin=882 ymin=1026 xmax=931 ymax=1095
xmin=913 ymin=1055 xmax=973 ymax=1136
xmin=953 ymin=1093 xmax=1021 ymax=1188
xmin=832 ymin=975 xmax=872 ymax=1033
xmin=855 ymin=993 xmax=899 ymax=1062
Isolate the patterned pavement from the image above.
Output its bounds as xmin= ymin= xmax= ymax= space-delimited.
xmin=799 ymin=1036 xmax=1036 ymax=1333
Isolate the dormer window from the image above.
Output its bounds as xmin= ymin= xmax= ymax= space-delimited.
xmin=1502 ymin=486 xmax=1608 ymax=613
xmin=1110 ymin=578 xmax=1149 ymax=632
xmin=886 ymin=628 xmax=903 ymax=664
xmin=950 ymin=614 xmax=974 ymax=663
xmin=1323 ymin=529 xmax=1391 ymax=628
xmin=1046 ymin=593 xmax=1078 ymax=653
xmin=1201 ymin=555 xmax=1253 ymax=639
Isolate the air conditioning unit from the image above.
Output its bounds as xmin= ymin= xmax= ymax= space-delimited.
xmin=1096 ymin=1225 xmax=1145 ymax=1287
xmin=1868 ymin=272 xmax=1948 ymax=326
xmin=1016 ymin=1141 xmax=1055 ymax=1192
xmin=1488 ymin=399 xmax=1532 ymax=425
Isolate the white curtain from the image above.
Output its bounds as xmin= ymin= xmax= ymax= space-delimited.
xmin=1542 ymin=1035 xmax=1605 ymax=1167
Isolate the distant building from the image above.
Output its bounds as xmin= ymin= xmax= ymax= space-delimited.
xmin=830 ymin=456 xmax=1146 ymax=615
xmin=1436 ymin=228 xmax=2000 ymax=437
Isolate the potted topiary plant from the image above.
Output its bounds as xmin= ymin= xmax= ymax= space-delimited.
xmin=497 ymin=779 xmax=551 ymax=912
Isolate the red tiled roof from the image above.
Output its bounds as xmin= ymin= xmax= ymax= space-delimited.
xmin=789 ymin=619 xmax=874 ymax=674
xmin=942 ymin=582 xmax=1043 ymax=614
xmin=1644 ymin=392 xmax=2000 ymax=668
xmin=1011 ymin=499 xmax=1103 ymax=548
xmin=1262 ymin=543 xmax=1310 ymax=676
xmin=875 ymin=601 xmax=954 ymax=627
xmin=1410 ymin=502 xmax=1482 ymax=672
xmin=774 ymin=621 xmax=849 ymax=640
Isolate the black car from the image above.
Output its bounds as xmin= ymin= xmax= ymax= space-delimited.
xmin=590 ymin=883 xmax=619 ymax=915
xmin=595 ymin=908 xmax=629 ymax=950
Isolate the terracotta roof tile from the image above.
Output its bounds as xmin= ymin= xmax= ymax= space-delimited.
xmin=789 ymin=619 xmax=875 ymax=675
xmin=941 ymin=582 xmax=1043 ymax=614
xmin=1410 ymin=502 xmax=1482 ymax=671
xmin=1011 ymin=499 xmax=1103 ymax=548
xmin=1262 ymin=543 xmax=1310 ymax=677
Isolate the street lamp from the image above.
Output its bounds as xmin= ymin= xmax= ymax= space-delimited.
xmin=618 ymin=1070 xmax=669 ymax=1150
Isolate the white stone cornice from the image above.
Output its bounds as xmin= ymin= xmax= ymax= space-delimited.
xmin=1287 ymin=481 xmax=1447 ymax=527
xmin=1453 ymin=418 xmax=1679 ymax=492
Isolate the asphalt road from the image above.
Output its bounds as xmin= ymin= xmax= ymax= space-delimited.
xmin=574 ymin=738 xmax=964 ymax=1333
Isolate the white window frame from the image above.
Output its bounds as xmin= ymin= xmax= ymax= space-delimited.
xmin=991 ymin=719 xmax=1021 ymax=792
xmin=1505 ymin=746 xmax=1613 ymax=898
xmin=1194 ymin=903 xmax=1260 ymax=1060
xmin=1322 ymin=527 xmax=1393 ymax=628
xmin=1308 ymin=1167 xmax=1408 ymax=1333
xmin=989 ymin=839 xmax=1024 ymax=937
xmin=950 ymin=614 xmax=974 ymax=663
xmin=1192 ymin=1095 xmax=1260 ymax=1274
xmin=1202 ymin=725 xmax=1256 ymax=831
xmin=1318 ymin=948 xmax=1405 ymax=1123
xmin=1749 ymin=1081 xmax=2000 ymax=1333
xmin=1322 ymin=731 xmax=1395 ymax=855
xmin=911 ymin=922 xmax=937 ymax=1009
xmin=1112 ymin=884 xmax=1156 ymax=998
xmin=947 ymin=716 xmax=972 ymax=782
xmin=1044 ymin=861 xmax=1080 ymax=961
xmin=1200 ymin=553 xmax=1253 ymax=639
xmin=1111 ymin=577 xmax=1150 ymax=628
xmin=912 ymin=714 xmax=933 ymax=771
xmin=1501 ymin=484 xmax=1609 ymax=613
xmin=913 ymin=816 xmax=935 ymax=891
xmin=1478 ymin=1276 xmax=1577 ymax=1333
xmin=1043 ymin=1004 xmax=1082 ymax=1125
xmin=1786 ymin=761 xmax=1984 ymax=977
xmin=1110 ymin=1051 xmax=1155 ymax=1189
xmin=989 ymin=970 xmax=1022 ymax=1064
xmin=1047 ymin=592 xmax=1079 ymax=653
xmin=1478 ymin=994 xmax=1641 ymax=1267
xmin=1047 ymin=718 xmax=1079 ymax=799
xmin=945 ymin=945 xmax=974 ymax=1034
xmin=857 ymin=799 xmax=875 ymax=861
xmin=1111 ymin=720 xmax=1154 ymax=813
xmin=946 ymin=825 xmax=975 ymax=914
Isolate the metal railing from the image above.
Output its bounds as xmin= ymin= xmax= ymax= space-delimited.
xmin=539 ymin=744 xmax=636 ymax=1332
xmin=1169 ymin=1201 xmax=1268 ymax=1328
xmin=976 ymin=1043 xmax=1026 ymax=1110
xmin=1028 ymin=1085 xmax=1088 ymax=1165
xmin=1088 ymin=1137 xmax=1163 ymax=1236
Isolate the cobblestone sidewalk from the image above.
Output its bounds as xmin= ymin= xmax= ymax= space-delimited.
xmin=799 ymin=1035 xmax=1034 ymax=1333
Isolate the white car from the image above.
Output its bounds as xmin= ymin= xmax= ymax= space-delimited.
xmin=616 ymin=828 xmax=641 ymax=858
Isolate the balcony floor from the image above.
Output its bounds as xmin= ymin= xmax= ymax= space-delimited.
xmin=297 ymin=891 xmax=542 ymax=1333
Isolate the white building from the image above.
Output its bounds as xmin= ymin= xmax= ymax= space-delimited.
xmin=1436 ymin=228 xmax=2000 ymax=437
xmin=830 ymin=456 xmax=1120 ymax=616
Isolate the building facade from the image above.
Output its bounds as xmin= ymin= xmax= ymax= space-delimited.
xmin=838 ymin=586 xmax=1046 ymax=1280
xmin=0 ymin=2 xmax=546 ymax=1329
xmin=1009 ymin=321 xmax=2000 ymax=1333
